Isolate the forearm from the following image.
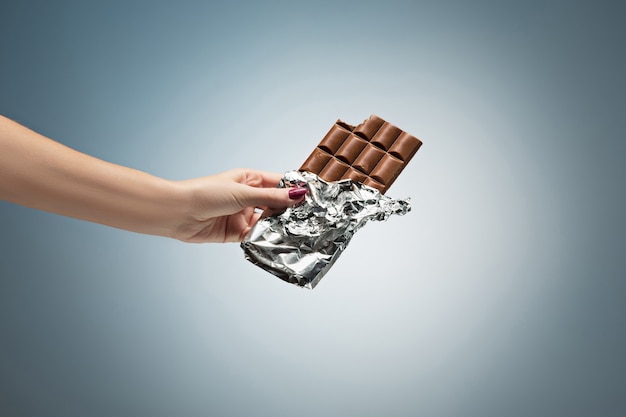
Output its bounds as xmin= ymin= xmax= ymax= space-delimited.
xmin=0 ymin=115 xmax=189 ymax=237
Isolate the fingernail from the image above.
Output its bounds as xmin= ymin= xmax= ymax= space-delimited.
xmin=288 ymin=187 xmax=308 ymax=199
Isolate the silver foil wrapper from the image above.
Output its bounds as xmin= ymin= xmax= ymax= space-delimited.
xmin=241 ymin=171 xmax=411 ymax=289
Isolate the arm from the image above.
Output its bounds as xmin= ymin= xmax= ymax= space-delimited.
xmin=0 ymin=115 xmax=305 ymax=243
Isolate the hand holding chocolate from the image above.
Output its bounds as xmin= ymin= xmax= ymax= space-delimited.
xmin=241 ymin=115 xmax=422 ymax=289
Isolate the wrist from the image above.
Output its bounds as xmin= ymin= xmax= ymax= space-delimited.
xmin=147 ymin=177 xmax=196 ymax=240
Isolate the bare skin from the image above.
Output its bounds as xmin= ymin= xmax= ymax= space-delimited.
xmin=0 ymin=115 xmax=305 ymax=243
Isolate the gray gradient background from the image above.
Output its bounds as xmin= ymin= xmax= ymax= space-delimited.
xmin=1 ymin=1 xmax=625 ymax=416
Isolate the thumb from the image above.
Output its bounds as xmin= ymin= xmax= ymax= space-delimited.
xmin=242 ymin=185 xmax=307 ymax=209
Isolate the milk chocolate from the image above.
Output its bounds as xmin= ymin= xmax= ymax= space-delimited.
xmin=300 ymin=115 xmax=422 ymax=193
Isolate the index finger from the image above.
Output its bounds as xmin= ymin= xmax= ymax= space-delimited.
xmin=238 ymin=169 xmax=285 ymax=188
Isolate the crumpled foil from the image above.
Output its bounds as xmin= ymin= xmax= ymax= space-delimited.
xmin=240 ymin=170 xmax=411 ymax=289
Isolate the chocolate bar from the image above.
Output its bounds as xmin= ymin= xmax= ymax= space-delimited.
xmin=300 ymin=115 xmax=422 ymax=193
xmin=242 ymin=115 xmax=419 ymax=288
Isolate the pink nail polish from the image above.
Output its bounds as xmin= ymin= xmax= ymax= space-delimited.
xmin=288 ymin=187 xmax=308 ymax=199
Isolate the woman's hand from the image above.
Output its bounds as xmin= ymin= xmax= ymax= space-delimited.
xmin=173 ymin=169 xmax=306 ymax=243
xmin=0 ymin=115 xmax=305 ymax=243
